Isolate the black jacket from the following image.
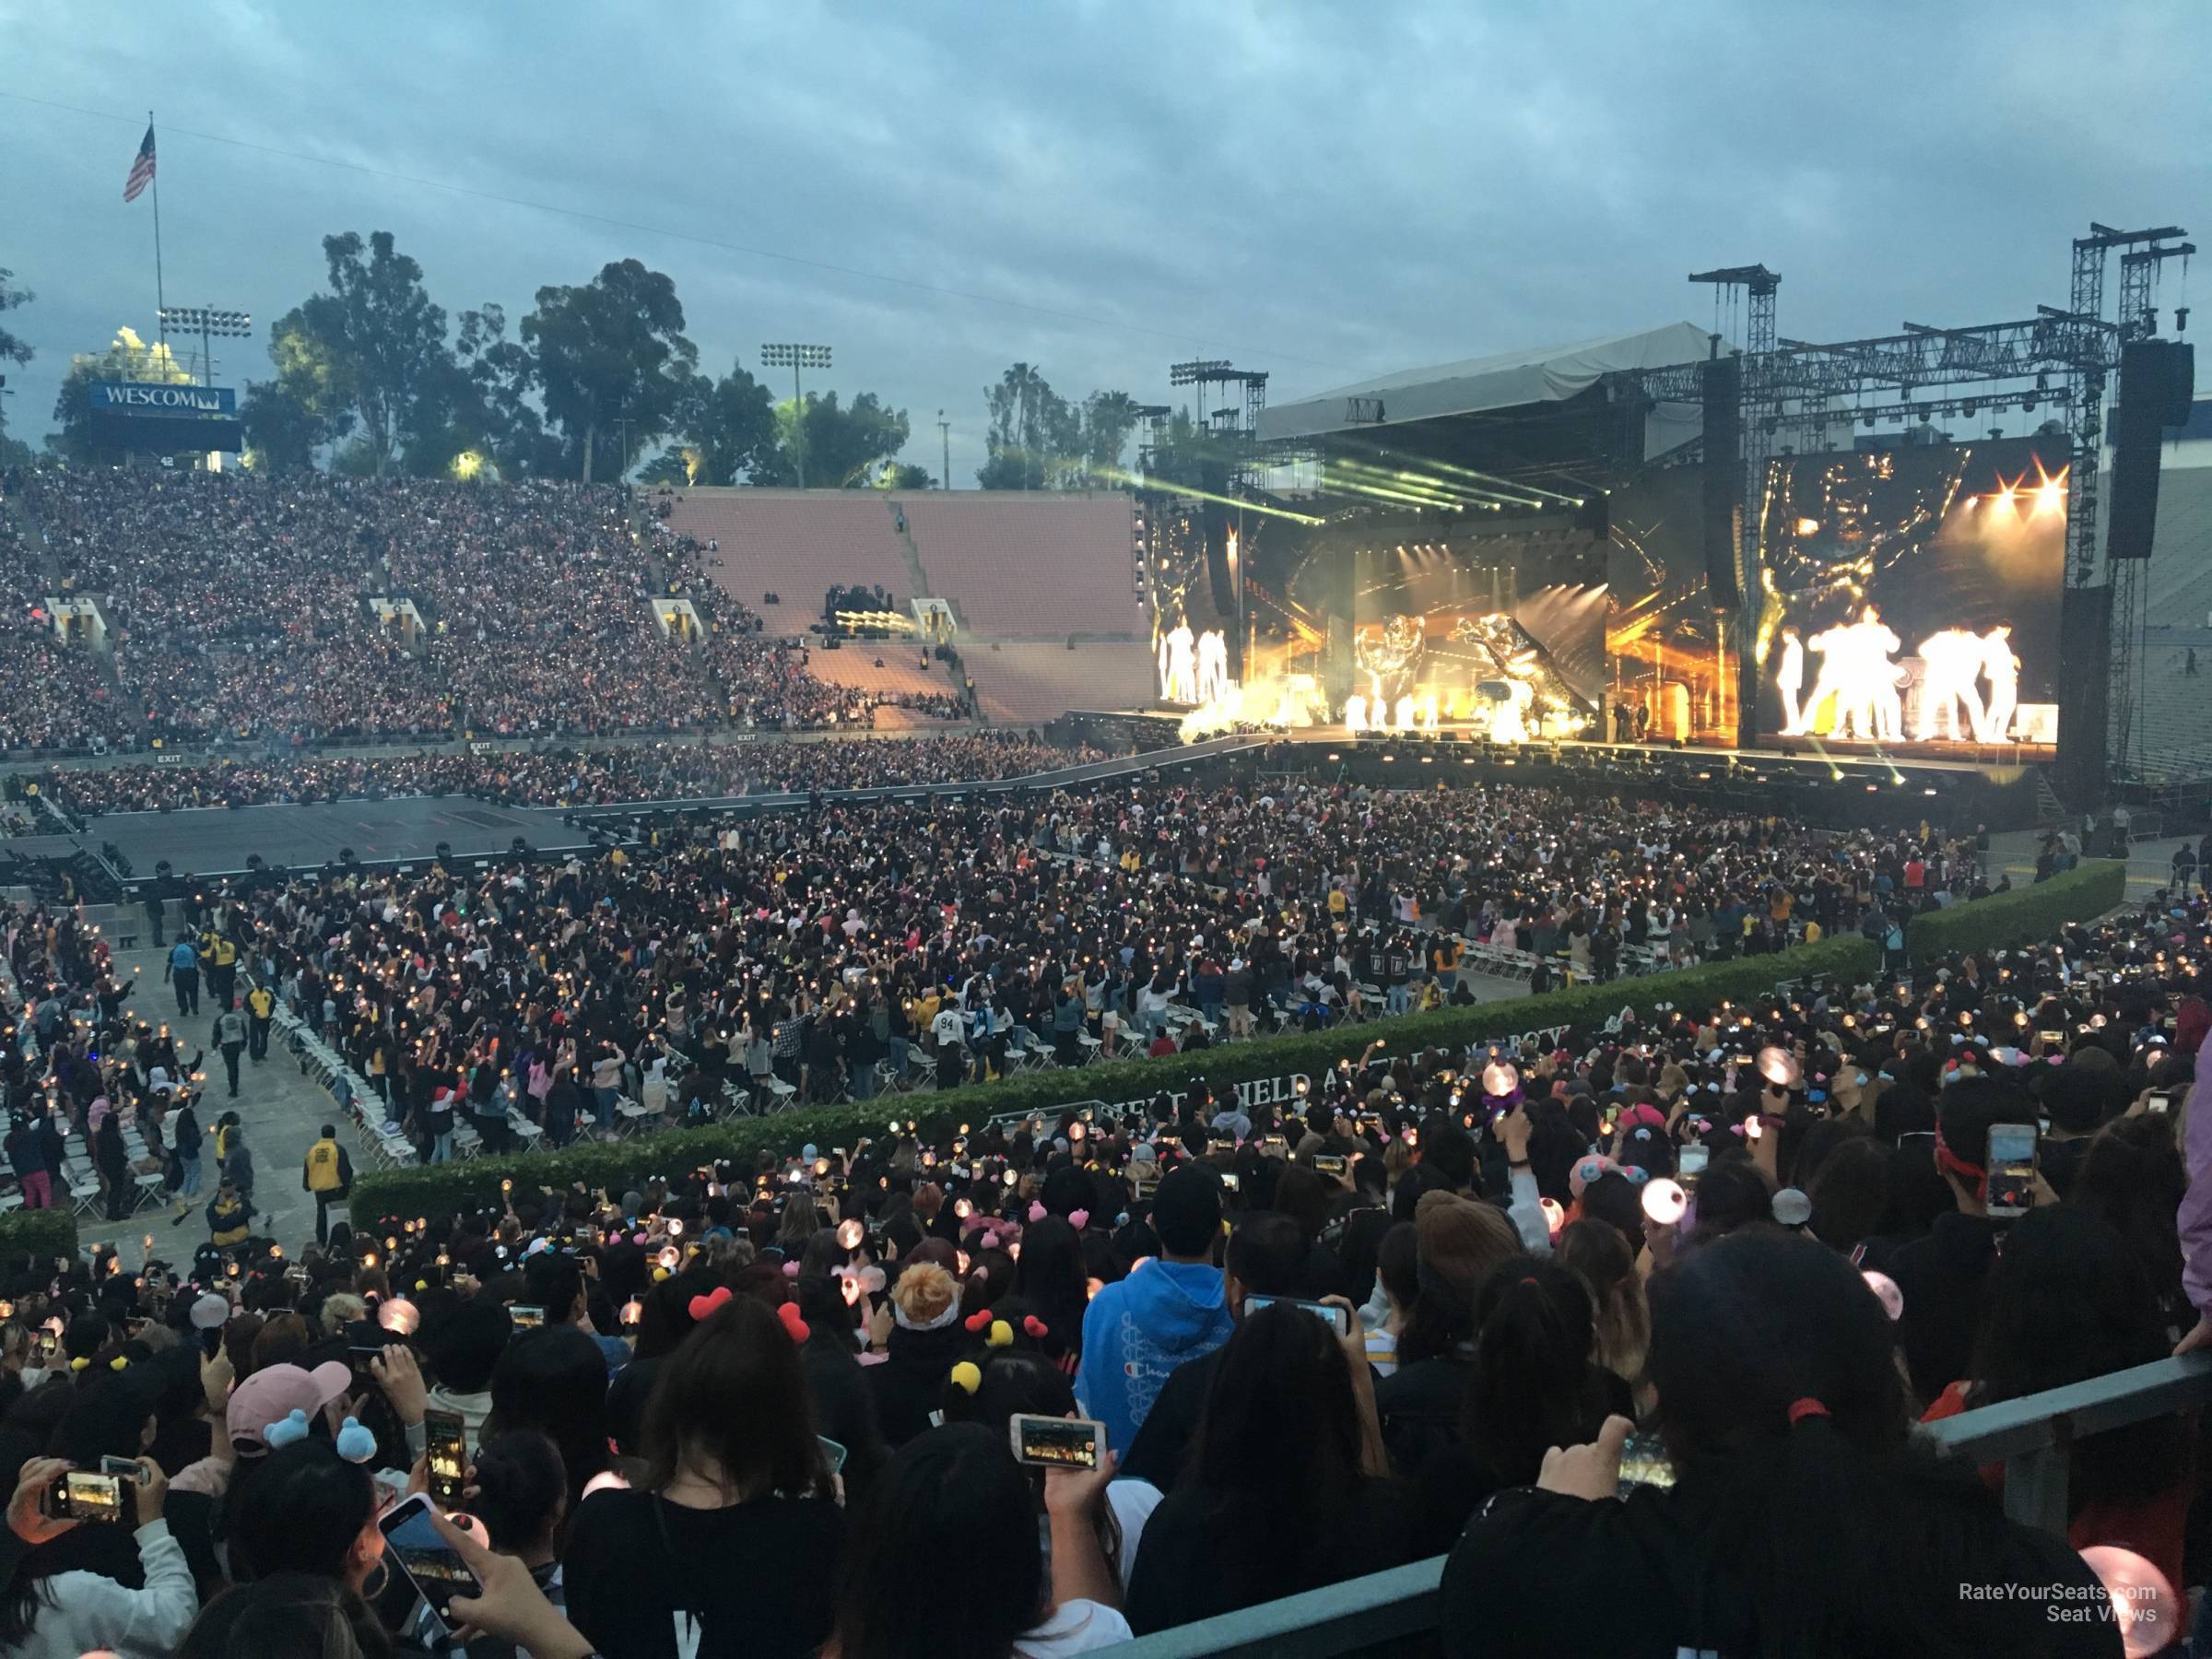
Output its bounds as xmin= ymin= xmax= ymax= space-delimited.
xmin=865 ymin=1319 xmax=970 ymax=1448
xmin=1372 ymin=1353 xmax=1472 ymax=1478
xmin=1441 ymin=1478 xmax=2119 ymax=1659
xmin=1890 ymin=1209 xmax=2005 ymax=1401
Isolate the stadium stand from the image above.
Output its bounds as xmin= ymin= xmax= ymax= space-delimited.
xmin=894 ymin=491 xmax=1144 ymax=637
xmin=672 ymin=488 xmax=915 ymax=638
xmin=967 ymin=641 xmax=1158 ymax=724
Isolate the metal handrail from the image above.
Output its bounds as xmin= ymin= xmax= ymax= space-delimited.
xmin=1100 ymin=1352 xmax=2212 ymax=1655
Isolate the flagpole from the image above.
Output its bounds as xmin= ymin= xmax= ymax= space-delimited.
xmin=148 ymin=110 xmax=166 ymax=352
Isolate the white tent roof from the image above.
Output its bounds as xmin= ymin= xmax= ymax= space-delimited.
xmin=1258 ymin=322 xmax=1718 ymax=442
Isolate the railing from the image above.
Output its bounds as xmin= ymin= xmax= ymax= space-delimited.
xmin=1100 ymin=1352 xmax=2212 ymax=1656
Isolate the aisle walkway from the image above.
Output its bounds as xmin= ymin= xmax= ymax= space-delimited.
xmin=75 ymin=935 xmax=337 ymax=1256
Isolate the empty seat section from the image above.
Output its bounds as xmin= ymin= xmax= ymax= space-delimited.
xmin=665 ymin=489 xmax=912 ymax=638
xmin=969 ymin=641 xmax=1157 ymax=724
xmin=897 ymin=495 xmax=1141 ymax=638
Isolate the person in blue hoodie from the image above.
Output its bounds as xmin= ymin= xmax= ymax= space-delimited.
xmin=1077 ymin=1165 xmax=1233 ymax=1456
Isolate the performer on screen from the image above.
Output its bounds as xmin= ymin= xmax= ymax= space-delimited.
xmin=1776 ymin=627 xmax=1806 ymax=735
xmin=1977 ymin=625 xmax=2019 ymax=743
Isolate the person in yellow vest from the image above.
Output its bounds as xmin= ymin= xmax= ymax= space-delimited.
xmin=205 ymin=933 xmax=240 ymax=1010
xmin=206 ymin=1178 xmax=253 ymax=1248
xmin=301 ymin=1124 xmax=355 ymax=1246
xmin=245 ymin=982 xmax=276 ymax=1063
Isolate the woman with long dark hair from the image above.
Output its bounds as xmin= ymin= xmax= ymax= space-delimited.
xmin=1124 ymin=1301 xmax=1411 ymax=1634
xmin=483 ymin=1325 xmax=611 ymax=1513
xmin=562 ymin=1295 xmax=841 ymax=1659
xmin=1411 ymin=1257 xmax=1634 ymax=1554
xmin=1009 ymin=1216 xmax=1088 ymax=1369
xmin=824 ymin=1421 xmax=1126 ymax=1658
xmin=1441 ymin=1229 xmax=2119 ymax=1657
xmin=1921 ymin=1204 xmax=2194 ymax=1593
xmin=2 ymin=1450 xmax=193 ymax=1659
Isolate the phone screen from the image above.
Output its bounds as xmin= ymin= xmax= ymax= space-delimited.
xmin=424 ymin=1410 xmax=467 ymax=1508
xmin=1985 ymin=1123 xmax=2038 ymax=1217
xmin=1312 ymin=1155 xmax=1347 ymax=1176
xmin=45 ymin=1470 xmax=125 ymax=1524
xmin=1616 ymin=1431 xmax=1677 ymax=1497
xmin=2147 ymin=1091 xmax=2176 ymax=1116
xmin=818 ymin=1435 xmax=849 ymax=1475
xmin=508 ymin=1304 xmax=547 ymax=1330
xmin=1243 ymin=1294 xmax=1353 ymax=1337
xmin=1009 ymin=1414 xmax=1102 ymax=1470
xmin=1677 ymin=1143 xmax=1710 ymax=1188
xmin=379 ymin=1497 xmax=484 ymax=1628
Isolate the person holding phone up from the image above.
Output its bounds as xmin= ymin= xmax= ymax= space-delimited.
xmin=3 ymin=1453 xmax=194 ymax=1659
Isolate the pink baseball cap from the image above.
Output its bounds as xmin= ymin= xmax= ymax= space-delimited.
xmin=228 ymin=1360 xmax=353 ymax=1450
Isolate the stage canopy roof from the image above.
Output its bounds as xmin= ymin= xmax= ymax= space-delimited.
xmin=1258 ymin=321 xmax=1718 ymax=443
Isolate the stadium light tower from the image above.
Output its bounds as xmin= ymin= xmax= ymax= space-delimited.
xmin=158 ymin=307 xmax=252 ymax=387
xmin=760 ymin=342 xmax=832 ymax=487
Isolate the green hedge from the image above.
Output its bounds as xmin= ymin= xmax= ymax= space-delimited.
xmin=351 ymin=935 xmax=1877 ymax=1228
xmin=350 ymin=865 xmax=2130 ymax=1229
xmin=1907 ymin=860 xmax=2129 ymax=965
xmin=0 ymin=1208 xmax=79 ymax=1264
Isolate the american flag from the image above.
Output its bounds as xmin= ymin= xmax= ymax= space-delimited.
xmin=123 ymin=124 xmax=156 ymax=203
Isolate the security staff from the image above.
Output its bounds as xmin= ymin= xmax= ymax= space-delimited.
xmin=245 ymin=982 xmax=276 ymax=1062
xmin=204 ymin=932 xmax=240 ymax=1010
xmin=300 ymin=1124 xmax=354 ymax=1246
xmin=206 ymin=1179 xmax=253 ymax=1248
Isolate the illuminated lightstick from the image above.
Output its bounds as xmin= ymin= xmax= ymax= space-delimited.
xmin=1756 ymin=1046 xmax=1800 ymax=1088
xmin=2079 ymin=1546 xmax=2178 ymax=1659
xmin=1641 ymin=1179 xmax=1688 ymax=1228
xmin=1861 ymin=1270 xmax=1904 ymax=1322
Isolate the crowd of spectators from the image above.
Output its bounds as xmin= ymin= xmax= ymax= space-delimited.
xmin=1 ymin=865 xmax=2204 ymax=1654
xmin=98 ymin=781 xmax=1988 ymax=1165
xmin=0 ymin=468 xmax=955 ymax=750
xmin=35 ymin=732 xmax=1097 ymax=815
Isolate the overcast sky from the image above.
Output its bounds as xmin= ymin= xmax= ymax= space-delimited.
xmin=3 ymin=0 xmax=2205 ymax=481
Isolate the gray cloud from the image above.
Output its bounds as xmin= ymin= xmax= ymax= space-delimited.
xmin=3 ymin=0 xmax=2205 ymax=479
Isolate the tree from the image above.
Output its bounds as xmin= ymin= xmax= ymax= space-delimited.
xmin=448 ymin=303 xmax=561 ymax=478
xmin=285 ymin=231 xmax=452 ymax=477
xmin=1082 ymin=390 xmax=1142 ymax=480
xmin=638 ymin=449 xmax=698 ymax=487
xmin=0 ymin=270 xmax=32 ymax=453
xmin=873 ymin=463 xmax=935 ymax=490
xmin=979 ymin=362 xmax=1071 ymax=490
xmin=241 ymin=308 xmax=356 ymax=470
xmin=789 ymin=391 xmax=911 ymax=488
xmin=47 ymin=328 xmax=192 ymax=462
xmin=676 ymin=359 xmax=782 ymax=485
xmin=524 ymin=259 xmax=697 ymax=482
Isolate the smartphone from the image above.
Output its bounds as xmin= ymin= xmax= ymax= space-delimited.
xmin=42 ymin=1469 xmax=126 ymax=1524
xmin=1985 ymin=1123 xmax=2038 ymax=1218
xmin=1260 ymin=1135 xmax=1289 ymax=1158
xmin=2147 ymin=1091 xmax=2176 ymax=1116
xmin=1677 ymin=1142 xmax=1710 ymax=1192
xmin=818 ymin=1435 xmax=849 ymax=1475
xmin=1244 ymin=1294 xmax=1354 ymax=1337
xmin=1312 ymin=1154 xmax=1347 ymax=1176
xmin=1616 ymin=1431 xmax=1677 ymax=1497
xmin=1008 ymin=1413 xmax=1104 ymax=1471
xmin=99 ymin=1455 xmax=144 ymax=1483
xmin=508 ymin=1304 xmax=547 ymax=1330
xmin=377 ymin=1493 xmax=485 ymax=1637
xmin=2039 ymin=1030 xmax=2064 ymax=1049
xmin=424 ymin=1409 xmax=468 ymax=1508
xmin=1218 ymin=1173 xmax=1241 ymax=1194
xmin=1131 ymin=1176 xmax=1159 ymax=1201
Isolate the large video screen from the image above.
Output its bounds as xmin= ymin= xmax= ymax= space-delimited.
xmin=1753 ymin=438 xmax=2066 ymax=748
xmin=1604 ymin=464 xmax=1740 ymax=747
